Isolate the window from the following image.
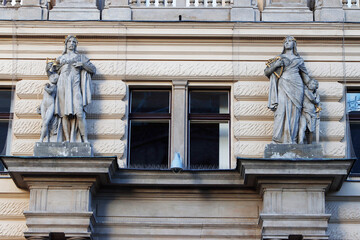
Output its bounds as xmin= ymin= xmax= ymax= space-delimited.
xmin=347 ymin=90 xmax=360 ymax=174
xmin=0 ymin=88 xmax=13 ymax=171
xmin=128 ymin=89 xmax=171 ymax=169
xmin=188 ymin=90 xmax=230 ymax=169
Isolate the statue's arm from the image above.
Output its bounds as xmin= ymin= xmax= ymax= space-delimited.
xmin=299 ymin=60 xmax=311 ymax=85
xmin=264 ymin=57 xmax=283 ymax=78
xmin=81 ymin=55 xmax=96 ymax=75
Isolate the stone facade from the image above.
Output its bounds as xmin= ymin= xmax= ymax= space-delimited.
xmin=0 ymin=0 xmax=360 ymax=239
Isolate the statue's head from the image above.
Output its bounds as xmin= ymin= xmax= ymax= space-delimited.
xmin=281 ymin=35 xmax=299 ymax=56
xmin=63 ymin=35 xmax=78 ymax=54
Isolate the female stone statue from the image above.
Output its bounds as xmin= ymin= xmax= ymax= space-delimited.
xmin=264 ymin=36 xmax=312 ymax=144
xmin=55 ymin=35 xmax=96 ymax=142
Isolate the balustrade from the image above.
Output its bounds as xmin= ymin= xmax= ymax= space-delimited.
xmin=185 ymin=0 xmax=232 ymax=7
xmin=130 ymin=0 xmax=176 ymax=7
xmin=343 ymin=0 xmax=360 ymax=7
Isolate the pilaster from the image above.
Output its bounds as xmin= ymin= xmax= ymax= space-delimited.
xmin=0 ymin=156 xmax=117 ymax=240
xmin=314 ymin=0 xmax=345 ymax=22
xmin=238 ymin=157 xmax=354 ymax=240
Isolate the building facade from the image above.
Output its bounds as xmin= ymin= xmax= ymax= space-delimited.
xmin=0 ymin=0 xmax=360 ymax=239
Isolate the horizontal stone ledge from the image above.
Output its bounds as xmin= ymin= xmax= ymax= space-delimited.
xmin=234 ymin=141 xmax=346 ymax=159
xmin=13 ymin=119 xmax=126 ymax=139
xmin=14 ymin=99 xmax=126 ymax=119
xmin=234 ymin=81 xmax=343 ymax=101
xmin=234 ymin=101 xmax=344 ymax=121
xmin=16 ymin=80 xmax=126 ymax=100
xmin=233 ymin=120 xmax=344 ymax=141
xmin=112 ymin=169 xmax=244 ymax=186
xmin=237 ymin=158 xmax=354 ymax=191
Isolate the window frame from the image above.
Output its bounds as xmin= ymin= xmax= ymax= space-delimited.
xmin=0 ymin=87 xmax=14 ymax=172
xmin=347 ymin=88 xmax=360 ymax=176
xmin=187 ymin=89 xmax=231 ymax=169
xmin=127 ymin=88 xmax=172 ymax=169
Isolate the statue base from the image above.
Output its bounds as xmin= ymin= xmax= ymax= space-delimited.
xmin=34 ymin=142 xmax=93 ymax=157
xmin=264 ymin=143 xmax=324 ymax=159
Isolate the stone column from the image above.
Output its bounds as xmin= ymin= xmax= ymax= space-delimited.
xmin=102 ymin=0 xmax=131 ymax=20
xmin=314 ymin=0 xmax=345 ymax=21
xmin=171 ymin=80 xmax=188 ymax=168
xmin=231 ymin=0 xmax=260 ymax=21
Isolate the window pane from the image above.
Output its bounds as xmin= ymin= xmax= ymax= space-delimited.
xmin=0 ymin=90 xmax=11 ymax=113
xmin=129 ymin=121 xmax=169 ymax=169
xmin=350 ymin=122 xmax=360 ymax=173
xmin=190 ymin=91 xmax=229 ymax=114
xmin=189 ymin=122 xmax=229 ymax=169
xmin=0 ymin=121 xmax=9 ymax=171
xmin=131 ymin=90 xmax=170 ymax=113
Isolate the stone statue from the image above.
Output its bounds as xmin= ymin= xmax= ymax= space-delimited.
xmin=265 ymin=36 xmax=314 ymax=144
xmin=55 ymin=35 xmax=96 ymax=143
xmin=38 ymin=60 xmax=59 ymax=142
xmin=298 ymin=78 xmax=321 ymax=144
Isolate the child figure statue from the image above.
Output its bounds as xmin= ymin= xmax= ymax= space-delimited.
xmin=298 ymin=78 xmax=321 ymax=144
xmin=39 ymin=60 xmax=59 ymax=142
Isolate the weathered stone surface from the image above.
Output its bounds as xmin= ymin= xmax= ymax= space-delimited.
xmin=12 ymin=139 xmax=125 ymax=157
xmin=0 ymin=200 xmax=29 ymax=215
xmin=16 ymin=80 xmax=126 ymax=100
xmin=234 ymin=81 xmax=343 ymax=101
xmin=264 ymin=143 xmax=324 ymax=158
xmin=15 ymin=99 xmax=126 ymax=118
xmin=34 ymin=142 xmax=93 ymax=157
xmin=234 ymin=101 xmax=344 ymax=121
xmin=327 ymin=201 xmax=360 ymax=221
xmin=13 ymin=119 xmax=126 ymax=139
xmin=0 ymin=223 xmax=27 ymax=237
xmin=234 ymin=120 xmax=344 ymax=141
xmin=234 ymin=141 xmax=345 ymax=158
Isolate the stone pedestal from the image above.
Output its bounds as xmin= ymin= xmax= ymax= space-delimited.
xmin=0 ymin=156 xmax=117 ymax=240
xmin=262 ymin=0 xmax=313 ymax=22
xmin=314 ymin=0 xmax=345 ymax=22
xmin=230 ymin=0 xmax=260 ymax=21
xmin=238 ymin=157 xmax=354 ymax=240
xmin=102 ymin=0 xmax=131 ymax=20
xmin=34 ymin=142 xmax=93 ymax=157
xmin=49 ymin=0 xmax=100 ymax=20
xmin=264 ymin=144 xmax=324 ymax=159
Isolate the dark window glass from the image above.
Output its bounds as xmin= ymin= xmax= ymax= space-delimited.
xmin=190 ymin=91 xmax=228 ymax=114
xmin=0 ymin=89 xmax=13 ymax=172
xmin=129 ymin=121 xmax=169 ymax=169
xmin=128 ymin=89 xmax=171 ymax=169
xmin=188 ymin=90 xmax=230 ymax=169
xmin=350 ymin=122 xmax=360 ymax=173
xmin=189 ymin=122 xmax=219 ymax=169
xmin=131 ymin=91 xmax=170 ymax=113
xmin=0 ymin=90 xmax=11 ymax=113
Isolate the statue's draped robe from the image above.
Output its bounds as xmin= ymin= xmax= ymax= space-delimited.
xmin=55 ymin=53 xmax=95 ymax=140
xmin=267 ymin=56 xmax=309 ymax=144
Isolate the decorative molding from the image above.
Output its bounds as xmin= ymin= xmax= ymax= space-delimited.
xmin=16 ymin=80 xmax=126 ymax=100
xmin=15 ymin=99 xmax=126 ymax=119
xmin=234 ymin=81 xmax=343 ymax=101
xmin=13 ymin=119 xmax=126 ymax=139
xmin=0 ymin=201 xmax=29 ymax=216
xmin=234 ymin=101 xmax=344 ymax=121
xmin=0 ymin=59 xmax=359 ymax=78
xmin=233 ymin=120 xmax=344 ymax=141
